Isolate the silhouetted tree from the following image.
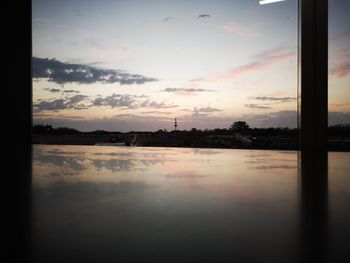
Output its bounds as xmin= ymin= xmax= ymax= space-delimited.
xmin=32 ymin=124 xmax=53 ymax=135
xmin=229 ymin=121 xmax=250 ymax=132
xmin=90 ymin=130 xmax=109 ymax=135
xmin=53 ymin=127 xmax=81 ymax=135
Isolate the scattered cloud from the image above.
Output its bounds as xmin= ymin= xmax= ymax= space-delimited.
xmin=191 ymin=107 xmax=221 ymax=118
xmin=330 ymin=61 xmax=350 ymax=78
xmin=245 ymin=104 xmax=271 ymax=109
xmin=196 ymin=106 xmax=221 ymax=113
xmin=162 ymin=87 xmax=216 ymax=94
xmin=44 ymin=88 xmax=61 ymax=93
xmin=223 ymin=22 xmax=258 ymax=37
xmin=32 ymin=57 xmax=158 ymax=85
xmin=33 ymin=95 xmax=89 ymax=111
xmin=253 ymin=164 xmax=296 ymax=170
xmin=163 ymin=16 xmax=174 ymax=22
xmin=143 ymin=111 xmax=173 ymax=115
xmin=330 ymin=103 xmax=350 ymax=108
xmin=330 ymin=30 xmax=350 ymax=42
xmin=64 ymin=89 xmax=80 ymax=93
xmin=140 ymin=100 xmax=178 ymax=109
xmin=33 ymin=99 xmax=67 ymax=111
xmin=92 ymin=94 xmax=178 ymax=109
xmin=44 ymin=88 xmax=80 ymax=94
xmin=34 ymin=92 xmax=178 ymax=112
xmin=198 ymin=14 xmax=211 ymax=19
xmin=92 ymin=94 xmax=137 ymax=108
xmin=329 ymin=48 xmax=350 ymax=78
xmin=249 ymin=96 xmax=296 ymax=103
xmin=210 ymin=46 xmax=295 ymax=82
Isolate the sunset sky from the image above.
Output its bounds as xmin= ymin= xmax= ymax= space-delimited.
xmin=32 ymin=0 xmax=350 ymax=131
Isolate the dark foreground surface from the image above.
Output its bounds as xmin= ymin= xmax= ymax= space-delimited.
xmin=27 ymin=145 xmax=350 ymax=263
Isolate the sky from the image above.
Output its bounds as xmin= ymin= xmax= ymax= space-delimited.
xmin=32 ymin=0 xmax=350 ymax=131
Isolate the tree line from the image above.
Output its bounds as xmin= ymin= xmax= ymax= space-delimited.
xmin=32 ymin=121 xmax=350 ymax=136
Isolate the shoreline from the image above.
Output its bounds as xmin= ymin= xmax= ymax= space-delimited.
xmin=32 ymin=134 xmax=350 ymax=151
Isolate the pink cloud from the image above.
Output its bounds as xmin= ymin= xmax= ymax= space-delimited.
xmin=330 ymin=30 xmax=350 ymax=42
xmin=223 ymin=22 xmax=258 ymax=37
xmin=210 ymin=47 xmax=296 ymax=83
xmin=330 ymin=61 xmax=350 ymax=78
xmin=329 ymin=48 xmax=350 ymax=78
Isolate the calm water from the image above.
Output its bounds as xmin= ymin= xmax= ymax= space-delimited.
xmin=30 ymin=145 xmax=350 ymax=263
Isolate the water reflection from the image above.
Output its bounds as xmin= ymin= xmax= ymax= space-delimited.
xmin=30 ymin=146 xmax=350 ymax=263
xmin=33 ymin=146 xmax=298 ymax=196
xmin=31 ymin=145 xmax=299 ymax=263
xmin=328 ymin=152 xmax=350 ymax=262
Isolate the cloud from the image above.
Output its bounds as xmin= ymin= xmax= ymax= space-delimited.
xmin=249 ymin=96 xmax=296 ymax=103
xmin=44 ymin=88 xmax=80 ymax=94
xmin=211 ymin=46 xmax=295 ymax=82
xmin=35 ymin=92 xmax=178 ymax=112
xmin=64 ymin=95 xmax=89 ymax=108
xmin=329 ymin=48 xmax=350 ymax=78
xmin=163 ymin=16 xmax=174 ymax=22
xmin=32 ymin=57 xmax=158 ymax=85
xmin=33 ymin=99 xmax=66 ymax=111
xmin=245 ymin=96 xmax=296 ymax=109
xmin=92 ymin=94 xmax=137 ymax=108
xmin=162 ymin=88 xmax=216 ymax=93
xmin=140 ymin=100 xmax=178 ymax=109
xmin=223 ymin=22 xmax=258 ymax=37
xmin=330 ymin=30 xmax=350 ymax=42
xmin=191 ymin=107 xmax=221 ymax=118
xmin=92 ymin=94 xmax=178 ymax=109
xmin=44 ymin=88 xmax=61 ymax=93
xmin=196 ymin=106 xmax=221 ymax=113
xmin=245 ymin=104 xmax=271 ymax=109
xmin=143 ymin=111 xmax=173 ymax=115
xmin=330 ymin=61 xmax=350 ymax=78
xmin=198 ymin=14 xmax=211 ymax=19
xmin=64 ymin=89 xmax=80 ymax=93
xmin=330 ymin=103 xmax=350 ymax=108
xmin=33 ymin=95 xmax=89 ymax=111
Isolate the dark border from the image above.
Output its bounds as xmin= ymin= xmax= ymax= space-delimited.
xmin=4 ymin=0 xmax=32 ymax=261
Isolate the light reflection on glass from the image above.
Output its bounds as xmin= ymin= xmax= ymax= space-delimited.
xmin=32 ymin=145 xmax=298 ymax=204
xmin=30 ymin=145 xmax=350 ymax=263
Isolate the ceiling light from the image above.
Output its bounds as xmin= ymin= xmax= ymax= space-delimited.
xmin=259 ymin=0 xmax=286 ymax=5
